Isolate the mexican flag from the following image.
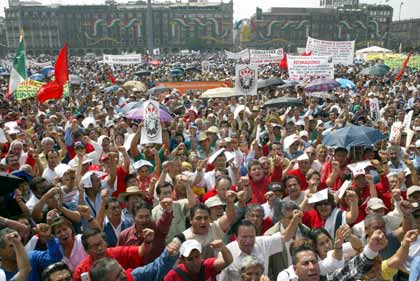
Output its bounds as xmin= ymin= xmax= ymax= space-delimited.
xmin=8 ymin=35 xmax=27 ymax=97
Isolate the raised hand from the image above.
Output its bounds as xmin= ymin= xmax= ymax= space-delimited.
xmin=210 ymin=239 xmax=226 ymax=251
xmin=367 ymin=229 xmax=388 ymax=252
xmin=33 ymin=223 xmax=52 ymax=241
xmin=225 ymin=190 xmax=237 ymax=204
xmin=166 ymin=240 xmax=180 ymax=256
xmin=142 ymin=228 xmax=155 ymax=243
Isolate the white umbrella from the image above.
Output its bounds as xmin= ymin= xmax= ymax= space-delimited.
xmin=200 ymin=87 xmax=242 ymax=99
xmin=356 ymin=46 xmax=392 ymax=54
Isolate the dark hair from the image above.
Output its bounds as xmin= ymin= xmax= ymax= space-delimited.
xmin=45 ymin=150 xmax=59 ymax=160
xmin=132 ymin=202 xmax=152 ymax=217
xmin=81 ymin=228 xmax=105 ymax=251
xmin=29 ymin=177 xmax=48 ymax=193
xmin=105 ymin=197 xmax=120 ymax=210
xmin=190 ymin=203 xmax=210 ymax=219
xmin=236 ymin=219 xmax=257 ymax=236
xmin=124 ymin=174 xmax=137 ymax=185
xmin=41 ymin=262 xmax=71 ymax=281
xmin=309 ymin=228 xmax=332 ymax=255
xmin=291 ymin=240 xmax=317 ymax=265
xmin=283 ymin=175 xmax=300 ymax=187
xmin=50 ymin=217 xmax=75 ymax=236
xmin=156 ymin=182 xmax=173 ymax=195
xmin=247 ymin=159 xmax=262 ymax=172
xmin=274 ymin=200 xmax=299 ymax=222
xmin=90 ymin=257 xmax=119 ymax=281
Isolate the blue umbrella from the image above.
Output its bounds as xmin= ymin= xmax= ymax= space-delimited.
xmin=30 ymin=73 xmax=45 ymax=81
xmin=322 ymin=125 xmax=386 ymax=149
xmin=336 ymin=78 xmax=356 ymax=90
xmin=40 ymin=66 xmax=54 ymax=77
xmin=104 ymin=85 xmax=121 ymax=94
xmin=170 ymin=68 xmax=184 ymax=77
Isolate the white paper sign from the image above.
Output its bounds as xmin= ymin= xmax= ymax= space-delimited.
xmin=235 ymin=64 xmax=258 ymax=96
xmin=347 ymin=160 xmax=371 ymax=176
xmin=4 ymin=121 xmax=20 ymax=135
xmin=287 ymin=55 xmax=334 ymax=81
xmin=103 ymin=54 xmax=142 ymax=65
xmin=0 ymin=128 xmax=7 ymax=143
xmin=153 ymin=48 xmax=160 ymax=56
xmin=389 ymin=122 xmax=402 ymax=144
xmin=369 ymin=98 xmax=381 ymax=123
xmin=250 ymin=48 xmax=284 ymax=65
xmin=308 ymin=189 xmax=329 ymax=204
xmin=306 ymin=36 xmax=355 ymax=65
xmin=402 ymin=110 xmax=413 ymax=132
xmin=338 ymin=180 xmax=351 ymax=199
xmin=140 ymin=100 xmax=162 ymax=144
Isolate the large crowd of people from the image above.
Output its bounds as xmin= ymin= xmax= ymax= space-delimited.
xmin=0 ymin=51 xmax=419 ymax=281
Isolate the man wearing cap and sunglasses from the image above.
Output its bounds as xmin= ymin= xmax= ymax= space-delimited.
xmin=164 ymin=239 xmax=233 ymax=281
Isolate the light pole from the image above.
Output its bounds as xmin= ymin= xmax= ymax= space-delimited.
xmin=399 ymin=1 xmax=404 ymax=21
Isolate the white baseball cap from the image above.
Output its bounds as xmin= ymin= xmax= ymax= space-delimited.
xmin=367 ymin=198 xmax=387 ymax=210
xmin=180 ymin=239 xmax=202 ymax=257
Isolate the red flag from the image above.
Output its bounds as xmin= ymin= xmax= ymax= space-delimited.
xmin=279 ymin=53 xmax=288 ymax=70
xmin=37 ymin=44 xmax=68 ymax=103
xmin=37 ymin=81 xmax=64 ymax=104
xmin=54 ymin=44 xmax=69 ymax=86
xmin=395 ymin=49 xmax=414 ymax=81
xmin=303 ymin=51 xmax=312 ymax=56
xmin=108 ymin=73 xmax=116 ymax=84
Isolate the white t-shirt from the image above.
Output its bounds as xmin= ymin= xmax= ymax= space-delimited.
xmin=62 ymin=234 xmax=88 ymax=271
xmin=219 ymin=232 xmax=283 ymax=281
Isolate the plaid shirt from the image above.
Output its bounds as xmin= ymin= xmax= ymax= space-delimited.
xmin=322 ymin=251 xmax=375 ymax=281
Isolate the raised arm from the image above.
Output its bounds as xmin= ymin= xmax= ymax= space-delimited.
xmin=7 ymin=232 xmax=31 ymax=281
xmin=218 ymin=190 xmax=236 ymax=232
xmin=130 ymin=124 xmax=142 ymax=159
xmin=211 ymin=240 xmax=233 ymax=272
xmin=344 ymin=190 xmax=359 ymax=225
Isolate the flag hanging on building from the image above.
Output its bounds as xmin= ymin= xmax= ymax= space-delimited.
xmin=8 ymin=34 xmax=28 ymax=98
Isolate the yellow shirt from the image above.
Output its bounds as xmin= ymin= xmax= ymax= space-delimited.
xmin=381 ymin=259 xmax=398 ymax=281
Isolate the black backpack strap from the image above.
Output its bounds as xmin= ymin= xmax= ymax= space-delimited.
xmin=333 ymin=210 xmax=343 ymax=238
xmin=174 ymin=267 xmax=193 ymax=281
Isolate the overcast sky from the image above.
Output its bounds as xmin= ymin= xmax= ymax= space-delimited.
xmin=0 ymin=0 xmax=417 ymax=21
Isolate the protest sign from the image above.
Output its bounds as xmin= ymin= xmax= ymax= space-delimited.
xmin=14 ymin=80 xmax=70 ymax=101
xmin=306 ymin=37 xmax=355 ymax=65
xmin=156 ymin=81 xmax=232 ymax=94
xmin=287 ymin=55 xmax=334 ymax=81
xmin=201 ymin=61 xmax=210 ymax=73
xmin=103 ymin=54 xmax=142 ymax=65
xmin=249 ymin=48 xmax=284 ymax=65
xmin=140 ymin=100 xmax=162 ymax=144
xmin=402 ymin=110 xmax=413 ymax=132
xmin=225 ymin=49 xmax=250 ymax=60
xmin=389 ymin=122 xmax=403 ymax=144
xmin=369 ymin=98 xmax=381 ymax=123
xmin=235 ymin=64 xmax=258 ymax=96
xmin=366 ymin=53 xmax=420 ymax=68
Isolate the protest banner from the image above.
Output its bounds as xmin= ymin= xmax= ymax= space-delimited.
xmin=156 ymin=81 xmax=232 ymax=94
xmin=14 ymin=80 xmax=70 ymax=101
xmin=225 ymin=49 xmax=250 ymax=60
xmin=235 ymin=64 xmax=258 ymax=96
xmin=306 ymin=37 xmax=355 ymax=65
xmin=102 ymin=54 xmax=142 ymax=65
xmin=389 ymin=122 xmax=403 ymax=144
xmin=402 ymin=110 xmax=414 ymax=132
xmin=140 ymin=100 xmax=162 ymax=145
xmin=287 ymin=55 xmax=334 ymax=81
xmin=249 ymin=48 xmax=284 ymax=65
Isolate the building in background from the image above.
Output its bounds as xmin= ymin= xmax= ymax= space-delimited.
xmin=4 ymin=0 xmax=233 ymax=55
xmin=0 ymin=18 xmax=7 ymax=57
xmin=245 ymin=4 xmax=392 ymax=51
xmin=320 ymin=0 xmax=359 ymax=8
xmin=389 ymin=19 xmax=420 ymax=52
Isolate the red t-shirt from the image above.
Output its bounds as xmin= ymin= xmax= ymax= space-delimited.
xmin=164 ymin=258 xmax=219 ymax=281
xmin=320 ymin=161 xmax=349 ymax=191
xmin=112 ymin=165 xmax=129 ymax=198
xmin=287 ymin=169 xmax=308 ymax=190
xmin=302 ymin=209 xmax=326 ymax=229
xmin=73 ymin=246 xmax=143 ymax=281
